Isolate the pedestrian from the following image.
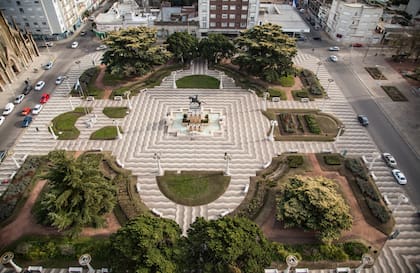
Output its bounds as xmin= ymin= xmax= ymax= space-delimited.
xmin=36 ymin=127 xmax=39 ymax=132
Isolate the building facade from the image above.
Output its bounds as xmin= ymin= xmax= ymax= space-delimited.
xmin=325 ymin=0 xmax=383 ymax=44
xmin=0 ymin=11 xmax=39 ymax=92
xmin=198 ymin=0 xmax=259 ymax=36
xmin=0 ymin=0 xmax=95 ymax=40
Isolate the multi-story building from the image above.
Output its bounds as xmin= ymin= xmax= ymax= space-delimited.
xmin=325 ymin=0 xmax=383 ymax=44
xmin=307 ymin=0 xmax=332 ymax=27
xmin=198 ymin=0 xmax=259 ymax=36
xmin=0 ymin=0 xmax=90 ymax=40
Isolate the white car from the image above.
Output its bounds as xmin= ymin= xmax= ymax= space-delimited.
xmin=71 ymin=41 xmax=79 ymax=48
xmin=382 ymin=153 xmax=397 ymax=168
xmin=44 ymin=61 xmax=53 ymax=70
xmin=0 ymin=116 xmax=5 ymax=126
xmin=2 ymin=103 xmax=15 ymax=116
xmin=14 ymin=94 xmax=25 ymax=104
xmin=329 ymin=55 xmax=338 ymax=62
xmin=96 ymin=45 xmax=108 ymax=51
xmin=35 ymin=81 xmax=46 ymax=91
xmin=391 ymin=169 xmax=407 ymax=185
xmin=56 ymin=76 xmax=65 ymax=85
xmin=328 ymin=46 xmax=340 ymax=51
xmin=32 ymin=104 xmax=43 ymax=115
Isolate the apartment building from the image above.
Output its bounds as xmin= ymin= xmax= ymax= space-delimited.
xmin=0 ymin=0 xmax=89 ymax=40
xmin=198 ymin=0 xmax=259 ymax=36
xmin=325 ymin=0 xmax=383 ymax=44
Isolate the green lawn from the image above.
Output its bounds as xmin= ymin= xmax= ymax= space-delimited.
xmin=267 ymin=88 xmax=287 ymax=100
xmin=90 ymin=126 xmax=123 ymax=140
xmin=157 ymin=171 xmax=230 ymax=206
xmin=176 ymin=75 xmax=220 ymax=89
xmin=52 ymin=107 xmax=91 ymax=140
xmin=103 ymin=107 xmax=129 ymax=118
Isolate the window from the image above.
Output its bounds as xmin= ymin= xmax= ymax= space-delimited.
xmin=16 ymin=1 xmax=21 ymax=5
xmin=33 ymin=22 xmax=38 ymax=25
xmin=230 ymin=5 xmax=236 ymax=10
xmin=210 ymin=22 xmax=216 ymax=27
xmin=241 ymin=14 xmax=247 ymax=19
xmin=42 ymin=22 xmax=47 ymax=25
xmin=229 ymin=14 xmax=235 ymax=19
xmin=222 ymin=5 xmax=228 ymax=10
xmin=210 ymin=5 xmax=216 ymax=10
xmin=34 ymin=0 xmax=39 ymax=3
xmin=19 ymin=8 xmax=24 ymax=13
xmin=221 ymin=22 xmax=227 ymax=27
xmin=242 ymin=5 xmax=248 ymax=10
xmin=210 ymin=14 xmax=216 ymax=18
xmin=222 ymin=14 xmax=228 ymax=19
xmin=229 ymin=22 xmax=235 ymax=27
xmin=25 ymin=22 xmax=29 ymax=26
xmin=240 ymin=22 xmax=246 ymax=27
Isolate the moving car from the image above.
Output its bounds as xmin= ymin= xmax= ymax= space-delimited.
xmin=56 ymin=76 xmax=65 ymax=85
xmin=0 ymin=116 xmax=4 ymax=126
xmin=32 ymin=104 xmax=43 ymax=115
xmin=44 ymin=61 xmax=53 ymax=70
xmin=71 ymin=41 xmax=79 ymax=48
xmin=40 ymin=93 xmax=50 ymax=104
xmin=2 ymin=103 xmax=14 ymax=116
xmin=80 ymin=31 xmax=87 ymax=36
xmin=313 ymin=37 xmax=322 ymax=41
xmin=351 ymin=43 xmax=363 ymax=47
xmin=382 ymin=153 xmax=397 ymax=168
xmin=391 ymin=169 xmax=407 ymax=185
xmin=328 ymin=46 xmax=340 ymax=51
xmin=22 ymin=84 xmax=33 ymax=95
xmin=14 ymin=94 xmax=25 ymax=104
xmin=22 ymin=116 xmax=32 ymax=128
xmin=21 ymin=107 xmax=31 ymax=116
xmin=329 ymin=55 xmax=338 ymax=62
xmin=96 ymin=45 xmax=108 ymax=51
xmin=357 ymin=115 xmax=369 ymax=126
xmin=34 ymin=81 xmax=46 ymax=91
xmin=88 ymin=16 xmax=95 ymax=21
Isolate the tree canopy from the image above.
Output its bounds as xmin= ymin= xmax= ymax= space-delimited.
xmin=36 ymin=151 xmax=117 ymax=237
xmin=199 ymin=33 xmax=236 ymax=64
xmin=102 ymin=27 xmax=172 ymax=77
xmin=277 ymin=176 xmax=352 ymax=244
xmin=109 ymin=215 xmax=183 ymax=273
xmin=233 ymin=23 xmax=297 ymax=82
xmin=166 ymin=31 xmax=199 ymax=63
xmin=185 ymin=217 xmax=271 ymax=273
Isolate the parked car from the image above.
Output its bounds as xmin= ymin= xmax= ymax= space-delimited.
xmin=22 ymin=116 xmax=32 ymax=128
xmin=313 ymin=37 xmax=322 ymax=41
xmin=34 ymin=81 xmax=45 ymax=91
xmin=71 ymin=41 xmax=79 ymax=48
xmin=88 ymin=16 xmax=95 ymax=21
xmin=351 ymin=43 xmax=363 ymax=47
xmin=329 ymin=55 xmax=338 ymax=62
xmin=22 ymin=84 xmax=33 ymax=95
xmin=0 ymin=116 xmax=4 ymax=126
xmin=43 ymin=61 xmax=53 ymax=70
xmin=328 ymin=46 xmax=340 ymax=51
xmin=80 ymin=31 xmax=87 ymax=36
xmin=14 ymin=94 xmax=25 ymax=104
xmin=2 ymin=103 xmax=14 ymax=116
xmin=32 ymin=104 xmax=43 ymax=115
xmin=96 ymin=45 xmax=108 ymax=51
xmin=0 ymin=150 xmax=6 ymax=162
xmin=56 ymin=76 xmax=65 ymax=85
xmin=40 ymin=93 xmax=50 ymax=104
xmin=382 ymin=153 xmax=397 ymax=168
xmin=357 ymin=115 xmax=369 ymax=126
xmin=21 ymin=107 xmax=31 ymax=116
xmin=391 ymin=169 xmax=407 ymax=185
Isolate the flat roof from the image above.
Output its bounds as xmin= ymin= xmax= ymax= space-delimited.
xmin=259 ymin=4 xmax=310 ymax=33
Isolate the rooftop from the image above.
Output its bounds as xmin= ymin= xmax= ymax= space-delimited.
xmin=259 ymin=4 xmax=310 ymax=33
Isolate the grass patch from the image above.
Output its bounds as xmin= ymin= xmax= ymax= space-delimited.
xmin=90 ymin=126 xmax=123 ymax=140
xmin=365 ymin=67 xmax=387 ymax=80
xmin=323 ymin=154 xmax=342 ymax=165
xmin=103 ymin=71 xmax=126 ymax=86
xmin=71 ymin=67 xmax=104 ymax=99
xmin=157 ymin=171 xmax=230 ymax=206
xmin=277 ymin=75 xmax=295 ymax=87
xmin=103 ymin=107 xmax=128 ymax=118
xmin=52 ymin=107 xmax=91 ymax=140
xmin=267 ymin=88 xmax=287 ymax=100
xmin=381 ymin=86 xmax=408 ymax=101
xmin=292 ymin=89 xmax=312 ymax=101
xmin=176 ymin=75 xmax=219 ymax=89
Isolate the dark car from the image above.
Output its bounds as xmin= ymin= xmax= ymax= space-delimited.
xmin=22 ymin=85 xmax=33 ymax=95
xmin=313 ymin=37 xmax=322 ymax=41
xmin=357 ymin=115 xmax=369 ymax=126
xmin=0 ymin=150 xmax=6 ymax=163
xmin=351 ymin=43 xmax=363 ymax=47
xmin=22 ymin=116 xmax=33 ymax=128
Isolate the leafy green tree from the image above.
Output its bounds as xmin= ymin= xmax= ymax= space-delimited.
xmin=102 ymin=27 xmax=172 ymax=77
xmin=109 ymin=215 xmax=183 ymax=273
xmin=277 ymin=175 xmax=352 ymax=244
xmin=185 ymin=217 xmax=271 ymax=273
xmin=37 ymin=150 xmax=117 ymax=237
xmin=233 ymin=23 xmax=297 ymax=82
xmin=199 ymin=33 xmax=236 ymax=64
xmin=166 ymin=31 xmax=199 ymax=63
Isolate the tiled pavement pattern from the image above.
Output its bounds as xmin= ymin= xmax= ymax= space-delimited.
xmin=0 ymin=53 xmax=419 ymax=272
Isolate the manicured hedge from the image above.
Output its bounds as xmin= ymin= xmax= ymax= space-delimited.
xmin=323 ymin=155 xmax=341 ymax=165
xmin=287 ymin=155 xmax=304 ymax=168
xmin=344 ymin=158 xmax=368 ymax=180
xmin=355 ymin=177 xmax=380 ymax=201
xmin=366 ymin=198 xmax=390 ymax=223
xmin=279 ymin=113 xmax=295 ymax=133
xmin=278 ymin=75 xmax=295 ymax=87
xmin=304 ymin=114 xmax=321 ymax=134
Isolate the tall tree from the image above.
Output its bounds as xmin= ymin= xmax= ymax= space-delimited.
xmin=102 ymin=27 xmax=172 ymax=77
xmin=199 ymin=33 xmax=236 ymax=64
xmin=166 ymin=31 xmax=199 ymax=63
xmin=186 ymin=217 xmax=271 ymax=273
xmin=109 ymin=215 xmax=183 ymax=273
xmin=233 ymin=23 xmax=297 ymax=82
xmin=277 ymin=175 xmax=352 ymax=244
xmin=37 ymin=151 xmax=117 ymax=237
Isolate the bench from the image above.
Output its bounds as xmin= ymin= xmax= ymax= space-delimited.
xmin=114 ymin=96 xmax=123 ymax=101
xmin=370 ymin=171 xmax=377 ymax=180
xmin=91 ymin=147 xmax=103 ymax=152
xmin=21 ymin=154 xmax=28 ymax=162
xmin=220 ymin=209 xmax=231 ymax=217
xmin=136 ymin=183 xmax=141 ymax=193
xmin=243 ymin=184 xmax=249 ymax=194
xmin=288 ymin=149 xmax=299 ymax=154
xmin=336 ymin=267 xmax=350 ymax=273
xmin=383 ymin=194 xmax=391 ymax=205
xmin=262 ymin=160 xmax=271 ymax=169
xmin=295 ymin=268 xmax=309 ymax=273
xmin=300 ymin=98 xmax=309 ymax=103
xmin=271 ymin=97 xmax=280 ymax=102
xmin=28 ymin=266 xmax=43 ymax=273
xmin=9 ymin=171 xmax=16 ymax=180
xmin=321 ymin=149 xmax=332 ymax=154
xmin=152 ymin=208 xmax=163 ymax=217
xmin=362 ymin=156 xmax=368 ymax=164
xmin=68 ymin=267 xmax=83 ymax=273
xmin=116 ymin=159 xmax=124 ymax=168
xmin=86 ymin=96 xmax=95 ymax=101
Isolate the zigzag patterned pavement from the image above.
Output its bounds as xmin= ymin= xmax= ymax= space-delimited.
xmin=0 ymin=53 xmax=419 ymax=272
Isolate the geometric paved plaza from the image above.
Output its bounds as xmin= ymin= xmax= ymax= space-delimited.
xmin=0 ymin=52 xmax=419 ymax=272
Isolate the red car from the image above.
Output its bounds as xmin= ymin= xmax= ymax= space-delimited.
xmin=21 ymin=107 xmax=31 ymax=116
xmin=351 ymin=43 xmax=363 ymax=47
xmin=40 ymin=93 xmax=50 ymax=104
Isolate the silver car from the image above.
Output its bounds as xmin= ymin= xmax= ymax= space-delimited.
xmin=382 ymin=153 xmax=397 ymax=168
xmin=391 ymin=169 xmax=407 ymax=185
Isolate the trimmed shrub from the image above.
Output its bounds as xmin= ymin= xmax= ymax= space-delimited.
xmin=279 ymin=113 xmax=296 ymax=133
xmin=319 ymin=244 xmax=348 ymax=261
xmin=344 ymin=158 xmax=368 ymax=180
xmin=287 ymin=155 xmax=304 ymax=168
xmin=355 ymin=177 xmax=380 ymax=201
xmin=366 ymin=198 xmax=391 ymax=223
xmin=323 ymin=155 xmax=341 ymax=165
xmin=304 ymin=114 xmax=321 ymax=134
xmin=278 ymin=75 xmax=295 ymax=87
xmin=310 ymin=86 xmax=323 ymax=95
xmin=292 ymin=89 xmax=310 ymax=99
xmin=342 ymin=242 xmax=369 ymax=260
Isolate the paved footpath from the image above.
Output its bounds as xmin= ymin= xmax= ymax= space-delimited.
xmin=0 ymin=54 xmax=419 ymax=272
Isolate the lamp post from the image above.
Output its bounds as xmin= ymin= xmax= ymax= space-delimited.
xmin=392 ymin=193 xmax=408 ymax=213
xmin=224 ymin=152 xmax=231 ymax=176
xmin=316 ymin=61 xmax=322 ymax=77
xmin=11 ymin=155 xmax=20 ymax=169
xmin=321 ymin=79 xmax=334 ymax=111
xmin=263 ymin=92 xmax=269 ymax=111
xmin=173 ymin=71 xmax=177 ymax=89
xmin=113 ymin=120 xmax=122 ymax=140
xmin=284 ymin=255 xmax=298 ymax=273
xmin=1 ymin=252 xmax=22 ymax=273
xmin=354 ymin=254 xmax=374 ymax=273
xmin=219 ymin=72 xmax=223 ymax=89
xmin=125 ymin=91 xmax=132 ymax=110
xmin=79 ymin=254 xmax=95 ymax=273
xmin=49 ymin=123 xmax=58 ymax=140
xmin=153 ymin=152 xmax=163 ymax=176
xmin=268 ymin=120 xmax=278 ymax=142
xmin=68 ymin=95 xmax=74 ymax=110
xmin=335 ymin=125 xmax=345 ymax=141
xmin=369 ymin=153 xmax=381 ymax=170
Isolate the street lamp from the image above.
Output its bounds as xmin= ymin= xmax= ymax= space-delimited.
xmin=219 ymin=72 xmax=223 ymax=89
xmin=316 ymin=61 xmax=322 ymax=77
xmin=1 ymin=252 xmax=22 ymax=273
xmin=263 ymin=92 xmax=270 ymax=111
xmin=79 ymin=254 xmax=95 ymax=273
xmin=49 ymin=122 xmax=58 ymax=140
xmin=354 ymin=254 xmax=374 ymax=273
xmin=153 ymin=152 xmax=164 ymax=176
xmin=125 ymin=91 xmax=132 ymax=110
xmin=224 ymin=152 xmax=231 ymax=176
xmin=368 ymin=153 xmax=381 ymax=170
xmin=268 ymin=120 xmax=278 ymax=142
xmin=284 ymin=255 xmax=298 ymax=273
xmin=173 ymin=71 xmax=177 ymax=89
xmin=113 ymin=120 xmax=122 ymax=140
xmin=392 ymin=193 xmax=408 ymax=213
xmin=335 ymin=125 xmax=345 ymax=141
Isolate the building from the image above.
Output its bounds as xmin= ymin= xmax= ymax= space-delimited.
xmin=0 ymin=0 xmax=100 ymax=40
xmin=198 ymin=0 xmax=259 ymax=36
xmin=0 ymin=11 xmax=39 ymax=92
xmin=325 ymin=0 xmax=383 ymax=44
xmin=307 ymin=0 xmax=332 ymax=28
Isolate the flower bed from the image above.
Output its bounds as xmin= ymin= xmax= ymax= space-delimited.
xmin=279 ymin=113 xmax=295 ymax=133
